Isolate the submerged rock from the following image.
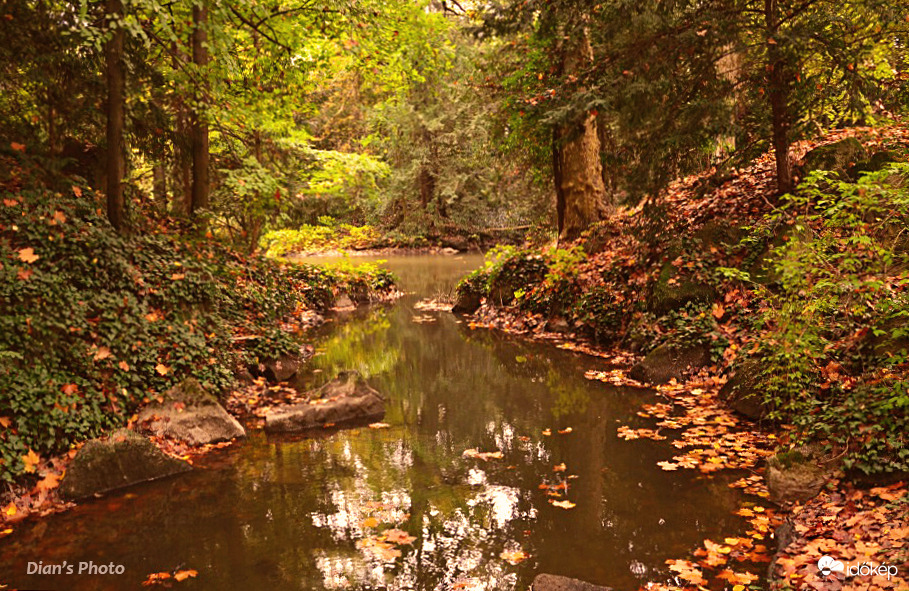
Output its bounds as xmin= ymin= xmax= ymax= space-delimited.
xmin=265 ymin=370 xmax=385 ymax=432
xmin=60 ymin=429 xmax=191 ymax=500
xmin=532 ymin=574 xmax=613 ymax=591
xmin=628 ymin=342 xmax=711 ymax=385
xmin=138 ymin=378 xmax=245 ymax=446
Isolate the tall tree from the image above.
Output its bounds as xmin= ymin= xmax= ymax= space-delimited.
xmin=190 ymin=1 xmax=210 ymax=222
xmin=553 ymin=22 xmax=608 ymax=241
xmin=105 ymin=0 xmax=126 ymax=231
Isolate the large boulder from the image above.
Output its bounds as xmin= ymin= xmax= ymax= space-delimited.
xmin=719 ymin=359 xmax=772 ymax=421
xmin=60 ymin=429 xmax=191 ymax=500
xmin=138 ymin=378 xmax=245 ymax=446
xmin=265 ymin=370 xmax=385 ymax=432
xmin=800 ymin=137 xmax=866 ymax=181
xmin=251 ymin=345 xmax=314 ymax=384
xmin=647 ymin=263 xmax=716 ymax=316
xmin=629 ymin=343 xmax=711 ymax=385
xmin=765 ymin=448 xmax=828 ymax=505
xmin=532 ymin=574 xmax=612 ymax=591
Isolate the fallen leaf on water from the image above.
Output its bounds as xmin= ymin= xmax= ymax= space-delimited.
xmin=500 ymin=550 xmax=529 ymax=565
xmin=141 ymin=572 xmax=172 ymax=586
xmin=361 ymin=517 xmax=379 ymax=528
xmin=463 ymin=448 xmax=504 ymax=461
xmin=558 ymin=427 xmax=573 ymax=434
xmin=173 ymin=569 xmax=198 ymax=582
xmin=542 ymin=428 xmax=551 ymax=436
xmin=550 ymin=499 xmax=576 ymax=509
xmin=369 ymin=422 xmax=391 ymax=429
xmin=553 ymin=463 xmax=566 ymax=472
xmin=383 ymin=528 xmax=416 ymax=545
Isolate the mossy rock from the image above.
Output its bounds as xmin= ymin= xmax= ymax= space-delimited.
xmin=628 ymin=342 xmax=711 ymax=385
xmin=766 ymin=448 xmax=828 ymax=505
xmin=800 ymin=137 xmax=867 ymax=181
xmin=647 ymin=262 xmax=716 ymax=316
xmin=719 ymin=359 xmax=773 ymax=421
xmin=60 ymin=429 xmax=192 ymax=500
xmin=161 ymin=377 xmax=219 ymax=407
xmin=488 ymin=255 xmax=547 ymax=306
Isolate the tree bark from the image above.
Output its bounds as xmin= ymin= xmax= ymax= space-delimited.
xmin=765 ymin=0 xmax=793 ymax=194
xmin=555 ymin=26 xmax=608 ymax=242
xmin=105 ymin=0 xmax=126 ymax=232
xmin=190 ymin=3 xmax=210 ymax=222
xmin=153 ymin=163 xmax=167 ymax=210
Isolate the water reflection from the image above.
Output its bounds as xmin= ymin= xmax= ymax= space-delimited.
xmin=0 ymin=255 xmax=746 ymax=591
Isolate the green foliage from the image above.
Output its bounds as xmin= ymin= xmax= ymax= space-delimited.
xmin=260 ymin=222 xmax=382 ymax=257
xmin=746 ymin=164 xmax=909 ymax=474
xmin=0 ymin=172 xmax=394 ymax=483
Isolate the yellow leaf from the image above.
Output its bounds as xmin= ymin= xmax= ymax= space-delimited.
xmin=155 ymin=363 xmax=170 ymax=376
xmin=93 ymin=346 xmax=112 ymax=361
xmin=550 ymin=499 xmax=576 ymax=509
xmin=17 ymin=247 xmax=39 ymax=264
xmin=4 ymin=502 xmax=17 ymax=517
xmin=368 ymin=422 xmax=390 ymax=429
xmin=22 ymin=449 xmax=40 ymax=473
xmin=361 ymin=517 xmax=379 ymax=528
xmin=0 ymin=417 xmax=10 ymax=428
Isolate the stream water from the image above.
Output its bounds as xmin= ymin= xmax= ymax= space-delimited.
xmin=0 ymin=254 xmax=749 ymax=591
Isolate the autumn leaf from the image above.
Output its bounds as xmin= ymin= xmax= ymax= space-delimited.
xmin=557 ymin=427 xmax=573 ymax=434
xmin=550 ymin=499 xmax=576 ymax=509
xmin=51 ymin=210 xmax=67 ymax=225
xmin=10 ymin=142 xmax=25 ymax=152
xmin=155 ymin=363 xmax=170 ymax=376
xmin=712 ymin=303 xmax=726 ymax=319
xmin=173 ymin=569 xmax=198 ymax=582
xmin=383 ymin=528 xmax=416 ymax=545
xmin=361 ymin=517 xmax=379 ymax=528
xmin=368 ymin=422 xmax=391 ymax=429
xmin=72 ymin=185 xmax=83 ymax=198
xmin=170 ymin=273 xmax=185 ymax=280
xmin=0 ymin=416 xmax=10 ymax=428
xmin=141 ymin=572 xmax=172 ymax=586
xmin=61 ymin=383 xmax=79 ymax=395
xmin=17 ymin=247 xmax=39 ymax=263
xmin=35 ymin=471 xmax=60 ymax=492
xmin=22 ymin=449 xmax=40 ymax=473
xmin=93 ymin=346 xmax=112 ymax=361
xmin=499 ymin=550 xmax=529 ymax=565
xmin=3 ymin=502 xmax=17 ymax=517
xmin=118 ymin=360 xmax=130 ymax=371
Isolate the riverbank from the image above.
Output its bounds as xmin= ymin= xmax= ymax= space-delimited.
xmin=452 ymin=125 xmax=909 ymax=590
xmin=0 ymin=156 xmax=401 ymax=529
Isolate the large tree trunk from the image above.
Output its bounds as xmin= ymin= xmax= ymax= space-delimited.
xmin=555 ymin=26 xmax=608 ymax=242
xmin=105 ymin=0 xmax=126 ymax=232
xmin=190 ymin=3 xmax=210 ymax=221
xmin=152 ymin=163 xmax=167 ymax=210
xmin=765 ymin=0 xmax=793 ymax=194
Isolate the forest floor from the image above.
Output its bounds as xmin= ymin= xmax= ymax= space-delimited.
xmin=453 ymin=125 xmax=909 ymax=591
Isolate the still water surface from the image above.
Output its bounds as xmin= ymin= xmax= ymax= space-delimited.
xmin=0 ymin=254 xmax=747 ymax=591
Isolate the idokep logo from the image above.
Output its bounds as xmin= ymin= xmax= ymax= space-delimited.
xmin=817 ymin=556 xmax=844 ymax=576
xmin=817 ymin=555 xmax=899 ymax=580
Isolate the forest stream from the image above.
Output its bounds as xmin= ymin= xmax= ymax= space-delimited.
xmin=0 ymin=255 xmax=752 ymax=591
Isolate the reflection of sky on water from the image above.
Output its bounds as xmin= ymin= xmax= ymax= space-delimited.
xmin=0 ymin=255 xmax=750 ymax=591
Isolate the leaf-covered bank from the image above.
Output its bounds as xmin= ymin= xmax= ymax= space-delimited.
xmin=454 ymin=126 xmax=909 ymax=588
xmin=0 ymin=151 xmax=398 ymax=486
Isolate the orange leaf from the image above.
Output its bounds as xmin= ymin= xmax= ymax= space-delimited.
xmin=173 ymin=569 xmax=197 ymax=582
xmin=17 ymin=247 xmax=39 ymax=264
xmin=10 ymin=142 xmax=25 ymax=152
xmin=550 ymin=499 xmax=576 ymax=509
xmin=155 ymin=363 xmax=170 ymax=376
xmin=62 ymin=383 xmax=79 ymax=395
xmin=3 ymin=502 xmax=17 ymax=517
xmin=118 ymin=361 xmax=130 ymax=371
xmin=72 ymin=186 xmax=83 ymax=198
xmin=0 ymin=416 xmax=10 ymax=428
xmin=500 ymin=550 xmax=529 ymax=565
xmin=93 ymin=346 xmax=112 ymax=361
xmin=22 ymin=449 xmax=40 ymax=473
xmin=361 ymin=517 xmax=379 ymax=528
xmin=51 ymin=210 xmax=67 ymax=225
xmin=35 ymin=471 xmax=60 ymax=492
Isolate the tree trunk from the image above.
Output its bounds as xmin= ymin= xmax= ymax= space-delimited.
xmin=105 ymin=0 xmax=126 ymax=232
xmin=190 ymin=3 xmax=210 ymax=222
xmin=153 ymin=163 xmax=167 ymax=210
xmin=555 ymin=26 xmax=608 ymax=242
xmin=765 ymin=0 xmax=793 ymax=194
